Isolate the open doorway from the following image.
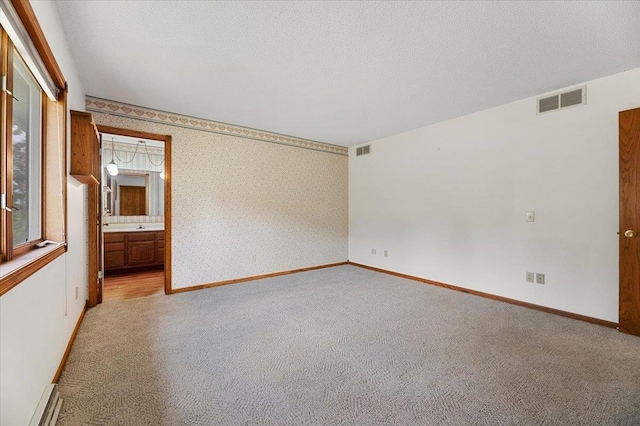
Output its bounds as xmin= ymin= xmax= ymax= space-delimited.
xmin=87 ymin=126 xmax=171 ymax=306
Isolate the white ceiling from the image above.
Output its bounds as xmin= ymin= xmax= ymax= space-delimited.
xmin=54 ymin=1 xmax=640 ymax=147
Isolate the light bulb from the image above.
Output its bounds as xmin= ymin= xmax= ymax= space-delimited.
xmin=106 ymin=161 xmax=119 ymax=176
xmin=160 ymin=171 xmax=165 ymax=180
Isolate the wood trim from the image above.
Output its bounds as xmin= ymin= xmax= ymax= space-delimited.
xmin=0 ymin=245 xmax=65 ymax=296
xmin=0 ymin=29 xmax=68 ymax=292
xmin=10 ymin=0 xmax=67 ymax=90
xmin=348 ymin=262 xmax=619 ymax=329
xmin=0 ymin=31 xmax=8 ymax=262
xmin=164 ymin=135 xmax=172 ymax=295
xmin=93 ymin=125 xmax=173 ymax=302
xmin=96 ymin=125 xmax=170 ymax=142
xmin=52 ymin=303 xmax=86 ymax=383
xmin=87 ymin=183 xmax=99 ymax=307
xmin=60 ymin=90 xmax=68 ymax=253
xmin=4 ymin=37 xmax=14 ymax=260
xmin=170 ymin=262 xmax=349 ymax=294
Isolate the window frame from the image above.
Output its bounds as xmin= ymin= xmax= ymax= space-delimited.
xmin=4 ymin=38 xmax=47 ymax=259
xmin=0 ymin=0 xmax=68 ymax=296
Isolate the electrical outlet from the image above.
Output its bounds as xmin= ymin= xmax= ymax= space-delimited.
xmin=526 ymin=272 xmax=534 ymax=283
xmin=536 ymin=273 xmax=545 ymax=285
xmin=371 ymin=249 xmax=377 ymax=255
xmin=384 ymin=250 xmax=388 ymax=257
xmin=75 ymin=287 xmax=79 ymax=300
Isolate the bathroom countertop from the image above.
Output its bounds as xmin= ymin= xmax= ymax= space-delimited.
xmin=103 ymin=227 xmax=164 ymax=233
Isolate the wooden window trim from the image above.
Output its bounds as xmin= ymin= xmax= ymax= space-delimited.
xmin=10 ymin=0 xmax=66 ymax=90
xmin=1 ymin=30 xmax=11 ymax=261
xmin=0 ymin=0 xmax=68 ymax=295
xmin=0 ymin=244 xmax=65 ymax=296
xmin=3 ymin=35 xmax=46 ymax=256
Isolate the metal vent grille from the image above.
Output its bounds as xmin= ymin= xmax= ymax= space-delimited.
xmin=538 ymin=86 xmax=586 ymax=115
xmin=538 ymin=95 xmax=559 ymax=113
xmin=356 ymin=145 xmax=371 ymax=156
xmin=560 ymin=88 xmax=584 ymax=108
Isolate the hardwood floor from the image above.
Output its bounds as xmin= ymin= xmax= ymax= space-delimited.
xmin=103 ymin=270 xmax=165 ymax=302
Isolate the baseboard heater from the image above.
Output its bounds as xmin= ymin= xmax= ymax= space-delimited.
xmin=29 ymin=384 xmax=63 ymax=426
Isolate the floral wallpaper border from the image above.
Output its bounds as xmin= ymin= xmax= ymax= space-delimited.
xmin=86 ymin=96 xmax=348 ymax=156
xmin=105 ymin=140 xmax=165 ymax=155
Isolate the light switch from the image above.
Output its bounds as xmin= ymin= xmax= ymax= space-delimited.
xmin=526 ymin=211 xmax=535 ymax=222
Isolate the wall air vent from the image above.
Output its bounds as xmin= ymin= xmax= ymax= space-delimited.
xmin=538 ymin=95 xmax=559 ymax=113
xmin=356 ymin=145 xmax=371 ymax=156
xmin=537 ymin=86 xmax=586 ymax=115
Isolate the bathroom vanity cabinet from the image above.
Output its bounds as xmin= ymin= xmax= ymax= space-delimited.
xmin=104 ymin=230 xmax=165 ymax=273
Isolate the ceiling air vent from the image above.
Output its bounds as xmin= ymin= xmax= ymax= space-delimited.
xmin=537 ymin=86 xmax=586 ymax=115
xmin=356 ymin=145 xmax=371 ymax=156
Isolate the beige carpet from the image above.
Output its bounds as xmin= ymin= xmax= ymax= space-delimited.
xmin=57 ymin=265 xmax=640 ymax=425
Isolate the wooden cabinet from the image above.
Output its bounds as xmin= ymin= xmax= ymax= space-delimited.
xmin=104 ymin=231 xmax=165 ymax=274
xmin=104 ymin=232 xmax=125 ymax=270
xmin=157 ymin=232 xmax=165 ymax=263
xmin=70 ymin=110 xmax=100 ymax=184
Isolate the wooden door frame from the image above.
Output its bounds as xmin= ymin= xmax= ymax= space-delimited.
xmin=87 ymin=126 xmax=172 ymax=307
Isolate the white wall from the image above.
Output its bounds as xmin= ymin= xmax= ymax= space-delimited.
xmin=0 ymin=1 xmax=86 ymax=425
xmin=350 ymin=68 xmax=640 ymax=323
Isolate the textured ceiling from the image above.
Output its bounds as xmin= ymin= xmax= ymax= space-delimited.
xmin=53 ymin=1 xmax=640 ymax=147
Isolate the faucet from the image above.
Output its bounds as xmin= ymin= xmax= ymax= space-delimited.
xmin=137 ymin=224 xmax=144 ymax=229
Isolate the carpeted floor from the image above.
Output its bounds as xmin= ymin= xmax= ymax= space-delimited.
xmin=57 ymin=265 xmax=640 ymax=425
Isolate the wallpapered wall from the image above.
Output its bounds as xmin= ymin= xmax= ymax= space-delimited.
xmin=91 ymin=108 xmax=348 ymax=290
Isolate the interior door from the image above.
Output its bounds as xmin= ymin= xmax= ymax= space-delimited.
xmin=619 ymin=107 xmax=640 ymax=336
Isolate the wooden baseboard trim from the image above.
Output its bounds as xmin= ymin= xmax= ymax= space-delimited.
xmin=171 ymin=262 xmax=349 ymax=294
xmin=53 ymin=303 xmax=87 ymax=383
xmin=348 ymin=262 xmax=618 ymax=329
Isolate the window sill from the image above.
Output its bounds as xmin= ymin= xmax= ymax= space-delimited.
xmin=0 ymin=243 xmax=66 ymax=296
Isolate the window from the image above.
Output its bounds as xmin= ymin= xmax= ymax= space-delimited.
xmin=0 ymin=0 xmax=68 ymax=295
xmin=1 ymin=34 xmax=45 ymax=259
xmin=10 ymin=49 xmax=43 ymax=249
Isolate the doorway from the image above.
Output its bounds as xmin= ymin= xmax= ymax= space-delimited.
xmin=87 ymin=126 xmax=172 ymax=306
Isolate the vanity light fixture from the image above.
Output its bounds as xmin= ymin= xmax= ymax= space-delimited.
xmin=106 ymin=138 xmax=119 ymax=176
xmin=108 ymin=138 xmax=165 ymax=177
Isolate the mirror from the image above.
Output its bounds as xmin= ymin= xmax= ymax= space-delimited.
xmin=101 ymin=134 xmax=165 ymax=218
xmin=105 ymin=172 xmax=165 ymax=216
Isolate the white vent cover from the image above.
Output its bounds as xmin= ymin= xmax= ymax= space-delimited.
xmin=30 ymin=384 xmax=63 ymax=426
xmin=537 ymin=86 xmax=586 ymax=114
xmin=356 ymin=145 xmax=371 ymax=156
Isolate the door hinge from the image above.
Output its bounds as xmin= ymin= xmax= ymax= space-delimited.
xmin=98 ymin=271 xmax=103 ymax=280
